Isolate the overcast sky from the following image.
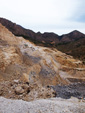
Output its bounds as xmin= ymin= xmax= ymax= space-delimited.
xmin=0 ymin=0 xmax=85 ymax=35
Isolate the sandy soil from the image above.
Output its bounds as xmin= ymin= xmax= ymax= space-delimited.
xmin=0 ymin=97 xmax=85 ymax=113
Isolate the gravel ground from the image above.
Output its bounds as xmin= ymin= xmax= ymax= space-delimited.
xmin=52 ymin=83 xmax=85 ymax=99
xmin=0 ymin=96 xmax=85 ymax=113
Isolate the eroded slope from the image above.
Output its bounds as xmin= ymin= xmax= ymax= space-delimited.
xmin=0 ymin=23 xmax=85 ymax=101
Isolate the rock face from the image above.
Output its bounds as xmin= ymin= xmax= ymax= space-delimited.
xmin=0 ymin=23 xmax=85 ymax=101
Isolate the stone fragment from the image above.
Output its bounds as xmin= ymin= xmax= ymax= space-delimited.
xmin=21 ymin=73 xmax=29 ymax=83
xmin=15 ymin=86 xmax=24 ymax=95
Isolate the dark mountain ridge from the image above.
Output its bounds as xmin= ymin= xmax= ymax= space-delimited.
xmin=0 ymin=18 xmax=59 ymax=45
xmin=0 ymin=18 xmax=85 ymax=44
xmin=60 ymin=30 xmax=85 ymax=42
xmin=0 ymin=17 xmax=85 ymax=61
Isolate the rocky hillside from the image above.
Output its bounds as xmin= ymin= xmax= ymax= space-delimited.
xmin=0 ymin=23 xmax=85 ymax=101
xmin=0 ymin=17 xmax=85 ymax=61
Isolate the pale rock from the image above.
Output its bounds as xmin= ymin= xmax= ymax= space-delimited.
xmin=21 ymin=73 xmax=29 ymax=83
xmin=15 ymin=86 xmax=24 ymax=95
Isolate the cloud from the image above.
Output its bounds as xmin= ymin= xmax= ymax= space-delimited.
xmin=68 ymin=0 xmax=85 ymax=23
xmin=0 ymin=0 xmax=79 ymax=22
xmin=75 ymin=14 xmax=85 ymax=23
xmin=0 ymin=0 xmax=85 ymax=34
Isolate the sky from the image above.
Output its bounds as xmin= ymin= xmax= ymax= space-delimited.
xmin=0 ymin=0 xmax=85 ymax=35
